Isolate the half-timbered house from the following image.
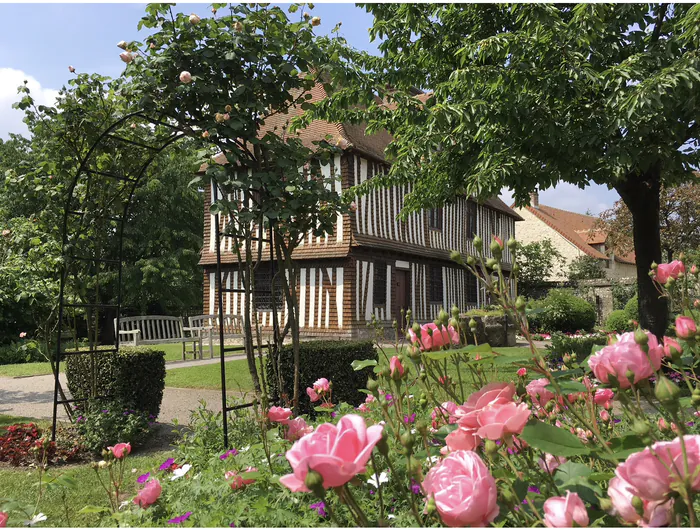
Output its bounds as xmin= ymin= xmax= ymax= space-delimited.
xmin=199 ymin=84 xmax=523 ymax=338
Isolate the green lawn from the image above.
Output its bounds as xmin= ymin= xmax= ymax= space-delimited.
xmin=0 ymin=414 xmax=37 ymax=428
xmin=0 ymin=452 xmax=170 ymax=528
xmin=164 ymin=346 xmax=541 ymax=392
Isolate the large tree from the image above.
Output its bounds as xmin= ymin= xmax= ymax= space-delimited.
xmin=309 ymin=4 xmax=699 ymax=338
xmin=597 ymin=180 xmax=700 ymax=263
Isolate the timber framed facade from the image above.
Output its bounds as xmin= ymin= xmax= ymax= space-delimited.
xmin=199 ymin=84 xmax=522 ymax=338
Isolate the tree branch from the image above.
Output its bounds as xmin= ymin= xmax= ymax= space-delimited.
xmin=650 ymin=4 xmax=668 ymax=43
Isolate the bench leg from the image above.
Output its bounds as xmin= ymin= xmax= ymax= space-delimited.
xmin=209 ymin=334 xmax=214 ymax=359
xmin=198 ymin=337 xmax=203 ymax=360
xmin=182 ymin=341 xmax=186 ymax=361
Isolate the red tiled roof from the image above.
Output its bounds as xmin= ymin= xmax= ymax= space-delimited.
xmin=516 ymin=203 xmax=635 ymax=264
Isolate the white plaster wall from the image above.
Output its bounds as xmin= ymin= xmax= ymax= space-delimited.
xmin=606 ymin=261 xmax=637 ymax=280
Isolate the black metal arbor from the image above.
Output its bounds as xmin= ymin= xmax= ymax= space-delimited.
xmin=51 ymin=110 xmax=279 ymax=448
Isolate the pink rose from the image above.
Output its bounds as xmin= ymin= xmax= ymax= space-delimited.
xmin=526 ymin=378 xmax=555 ymax=407
xmin=517 ymin=367 xmax=527 ymax=377
xmin=389 ymin=356 xmax=405 ymax=377
xmin=431 ymin=401 xmax=458 ymax=429
xmin=655 ymin=260 xmax=685 ymax=285
xmin=476 ymin=402 xmax=530 ymax=440
xmin=313 ymin=378 xmax=330 ymax=393
xmin=444 ymin=427 xmax=480 ymax=453
xmin=422 ymin=450 xmax=499 ymax=527
xmin=108 ymin=442 xmax=131 ymax=459
xmin=306 ymin=387 xmax=319 ymax=402
xmin=0 ymin=512 xmax=7 ymax=528
xmin=594 ymin=388 xmax=614 ymax=409
xmin=268 ymin=406 xmax=292 ymax=423
xmin=365 ymin=394 xmax=375 ymax=404
xmin=68 ymin=65 xmax=75 ymax=73
xmin=285 ymin=417 xmax=313 ymax=442
xmin=133 ymin=479 xmax=162 ymax=508
xmin=675 ymin=315 xmax=697 ymax=340
xmin=538 ymin=453 xmax=567 ymax=474
xmin=587 ymin=331 xmax=663 ymax=388
xmin=179 ymin=71 xmax=192 ymax=84
xmin=19 ymin=332 xmax=27 ymax=338
xmin=608 ymin=476 xmax=674 ymax=527
xmin=120 ymin=52 xmax=133 ymax=63
xmin=356 ymin=403 xmax=370 ymax=412
xmin=663 ymin=337 xmax=682 ymax=358
xmin=279 ymin=414 xmax=383 ymax=492
xmin=599 ymin=409 xmax=610 ymax=422
xmin=226 ymin=467 xmax=257 ymax=490
xmin=543 ymin=491 xmax=589 ymax=527
xmin=408 ymin=323 xmax=460 ymax=351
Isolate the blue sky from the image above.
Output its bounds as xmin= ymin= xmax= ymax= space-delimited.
xmin=0 ymin=2 xmax=620 ymax=215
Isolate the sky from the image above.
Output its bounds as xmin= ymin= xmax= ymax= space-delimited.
xmin=0 ymin=2 xmax=620 ymax=215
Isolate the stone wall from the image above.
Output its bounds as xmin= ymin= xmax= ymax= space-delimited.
xmin=459 ymin=314 xmax=517 ymax=347
xmin=578 ymin=278 xmax=635 ymax=324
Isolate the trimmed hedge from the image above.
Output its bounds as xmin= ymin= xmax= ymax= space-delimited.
xmin=605 ymin=310 xmax=633 ymax=333
xmin=535 ymin=289 xmax=597 ymax=333
xmin=548 ymin=332 xmax=608 ymax=363
xmin=266 ymin=340 xmax=377 ymax=416
xmin=66 ymin=346 xmax=166 ymax=417
xmin=624 ymin=295 xmax=639 ymax=323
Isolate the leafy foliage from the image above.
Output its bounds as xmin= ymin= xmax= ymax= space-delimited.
xmin=568 ymin=255 xmax=606 ymax=281
xmin=65 ymin=346 xmax=166 ymax=417
xmin=0 ymin=423 xmax=82 ymax=467
xmin=534 ymin=289 xmax=597 ymax=333
xmin=604 ymin=310 xmax=633 ymax=333
xmin=624 ymin=294 xmax=640 ymax=324
xmin=0 ymin=339 xmax=45 ymax=365
xmin=74 ymin=401 xmax=151 ymax=455
xmin=515 ymin=239 xmax=564 ymax=295
xmin=548 ymin=332 xmax=608 ymax=363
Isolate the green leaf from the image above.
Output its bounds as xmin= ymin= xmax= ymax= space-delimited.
xmin=598 ymin=433 xmax=647 ymax=461
xmin=546 ymin=380 xmax=588 ymax=393
xmin=78 ymin=505 xmax=110 ymax=514
xmin=520 ymin=420 xmax=590 ymax=457
xmin=554 ymin=461 xmax=592 ymax=484
xmin=351 ymin=359 xmax=377 ymax=371
xmin=588 ymin=472 xmax=615 ymax=482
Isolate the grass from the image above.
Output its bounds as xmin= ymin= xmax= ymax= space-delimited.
xmin=0 ymin=451 xmax=170 ymax=527
xmin=164 ymin=346 xmax=542 ymax=392
xmin=0 ymin=414 xmax=37 ymax=428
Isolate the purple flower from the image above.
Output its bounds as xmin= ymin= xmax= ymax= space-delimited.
xmin=137 ymin=472 xmax=150 ymax=484
xmin=404 ymin=413 xmax=417 ymax=424
xmin=688 ymin=421 xmax=695 ymax=427
xmin=410 ymin=479 xmax=421 ymax=495
xmin=369 ymin=489 xmax=375 ymax=496
xmin=167 ymin=512 xmax=192 ymax=524
xmin=613 ymin=419 xmax=622 ymax=424
xmin=528 ymin=486 xmax=541 ymax=495
xmin=229 ymin=524 xmax=236 ymax=528
xmin=102 ymin=409 xmax=109 ymax=414
xmin=76 ymin=415 xmax=84 ymax=423
xmin=331 ymin=412 xmax=337 ymax=419
xmin=160 ymin=458 xmax=175 ymax=471
xmin=219 ymin=449 xmax=238 ymax=461
xmin=385 ymin=394 xmax=393 ymax=403
xmin=310 ymin=501 xmax=327 ymax=517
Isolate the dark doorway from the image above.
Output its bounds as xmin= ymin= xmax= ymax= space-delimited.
xmin=395 ymin=269 xmax=411 ymax=328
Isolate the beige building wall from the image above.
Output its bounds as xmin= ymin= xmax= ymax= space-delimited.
xmin=513 ymin=207 xmax=589 ymax=281
xmin=606 ymin=260 xmax=637 ymax=279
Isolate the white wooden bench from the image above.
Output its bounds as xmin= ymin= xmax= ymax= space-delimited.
xmin=188 ymin=314 xmax=245 ymax=358
xmin=114 ymin=315 xmax=202 ymax=360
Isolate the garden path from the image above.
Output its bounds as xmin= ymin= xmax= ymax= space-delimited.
xmin=0 ymin=355 xmax=248 ymax=425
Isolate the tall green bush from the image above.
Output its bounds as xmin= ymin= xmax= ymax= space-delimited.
xmin=548 ymin=332 xmax=608 ymax=363
xmin=605 ymin=310 xmax=633 ymax=333
xmin=266 ymin=340 xmax=377 ymax=416
xmin=66 ymin=346 xmax=166 ymax=417
xmin=535 ymin=289 xmax=597 ymax=333
xmin=624 ymin=295 xmax=639 ymax=323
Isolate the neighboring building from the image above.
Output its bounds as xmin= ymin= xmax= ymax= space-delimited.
xmin=512 ymin=192 xmax=636 ymax=281
xmin=199 ymin=83 xmax=523 ymax=338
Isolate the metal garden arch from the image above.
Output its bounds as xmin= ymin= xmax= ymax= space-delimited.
xmin=51 ymin=110 xmax=279 ymax=448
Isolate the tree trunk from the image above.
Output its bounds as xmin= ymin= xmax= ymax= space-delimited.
xmin=615 ymin=167 xmax=668 ymax=339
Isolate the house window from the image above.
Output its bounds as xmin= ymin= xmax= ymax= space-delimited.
xmin=428 ymin=208 xmax=443 ymax=230
xmin=429 ymin=265 xmax=444 ymax=304
xmin=374 ymin=262 xmax=387 ymax=305
xmin=467 ymin=272 xmax=478 ymax=304
xmin=467 ymin=201 xmax=478 ymax=238
xmin=253 ymin=265 xmax=283 ymax=311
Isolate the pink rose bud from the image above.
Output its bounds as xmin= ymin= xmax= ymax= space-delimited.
xmin=201 ymin=131 xmax=210 ymax=139
xmin=279 ymin=414 xmax=383 ymax=492
xmin=350 ymin=202 xmax=357 ymax=211
xmin=538 ymin=453 xmax=567 ymax=474
xmin=1 ymin=229 xmax=10 ymax=237
xmin=223 ymin=113 xmax=230 ymax=121
xmin=0 ymin=512 xmax=8 ymax=527
xmin=267 ymin=406 xmax=292 ymax=423
xmin=117 ymin=40 xmax=127 ymax=50
xmin=107 ymin=442 xmax=131 ymax=459
xmin=68 ymin=65 xmax=75 ymax=73
xmin=594 ymin=388 xmax=614 ymax=409
xmin=663 ymin=337 xmax=682 ymax=358
xmin=675 ymin=315 xmax=697 ymax=340
xmin=120 ymin=52 xmax=133 ymax=64
xmin=517 ymin=367 xmax=527 ymax=377
xmin=19 ymin=332 xmax=27 ymax=338
xmin=179 ymin=71 xmax=192 ymax=84
xmin=599 ymin=409 xmax=610 ymax=422
xmin=130 ymin=123 xmax=137 ymax=129
xmin=654 ymin=260 xmax=685 ymax=285
xmin=133 ymin=478 xmax=162 ymax=508
xmin=389 ymin=356 xmax=405 ymax=377
xmin=189 ymin=13 xmax=201 ymax=24
xmin=150 ymin=43 xmax=156 ymax=49
xmin=226 ymin=467 xmax=257 ymax=490
xmin=543 ymin=491 xmax=589 ymax=527
xmin=695 ymin=299 xmax=700 ymax=309
xmin=311 ymin=16 xmax=321 ymax=26
xmin=692 ymin=265 xmax=699 ymax=275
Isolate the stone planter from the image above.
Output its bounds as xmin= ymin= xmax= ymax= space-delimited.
xmin=459 ymin=314 xmax=517 ymax=347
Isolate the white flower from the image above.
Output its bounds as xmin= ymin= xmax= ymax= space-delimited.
xmin=426 ymin=455 xmax=440 ymax=465
xmin=240 ymin=445 xmax=250 ymax=452
xmin=24 ymin=514 xmax=47 ymax=526
xmin=387 ymin=515 xmax=396 ymax=520
xmin=367 ymin=471 xmax=389 ymax=488
xmin=119 ymin=501 xmax=129 ymax=511
xmin=171 ymin=464 xmax=192 ymax=481
xmin=131 ymin=468 xmax=137 ymax=473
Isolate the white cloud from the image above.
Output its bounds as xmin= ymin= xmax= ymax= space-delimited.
xmin=0 ymin=68 xmax=60 ymax=139
xmin=500 ymin=182 xmax=620 ymax=216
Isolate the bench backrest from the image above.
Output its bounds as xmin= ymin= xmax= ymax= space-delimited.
xmin=189 ymin=314 xmax=243 ymax=335
xmin=115 ymin=316 xmax=184 ymax=342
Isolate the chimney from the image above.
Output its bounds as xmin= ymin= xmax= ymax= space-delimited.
xmin=530 ymin=191 xmax=539 ymax=208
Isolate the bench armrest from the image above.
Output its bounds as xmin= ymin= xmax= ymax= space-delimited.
xmin=118 ymin=329 xmax=140 ymax=336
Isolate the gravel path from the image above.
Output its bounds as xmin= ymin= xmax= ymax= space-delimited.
xmin=0 ymin=357 xmax=247 ymax=425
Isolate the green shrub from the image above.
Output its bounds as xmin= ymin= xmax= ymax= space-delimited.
xmin=536 ymin=289 xmax=597 ymax=333
xmin=66 ymin=346 xmax=166 ymax=417
xmin=0 ymin=339 xmax=45 ymax=365
xmin=548 ymin=332 xmax=608 ymax=362
xmin=266 ymin=340 xmax=377 ymax=416
xmin=624 ymin=295 xmax=639 ymax=323
xmin=75 ymin=399 xmax=151 ymax=454
xmin=462 ymin=308 xmax=505 ymax=317
xmin=605 ymin=310 xmax=633 ymax=333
